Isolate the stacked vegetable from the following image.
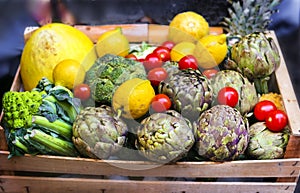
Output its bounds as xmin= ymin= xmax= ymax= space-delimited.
xmin=2 ymin=78 xmax=80 ymax=158
xmin=1 ymin=5 xmax=291 ymax=163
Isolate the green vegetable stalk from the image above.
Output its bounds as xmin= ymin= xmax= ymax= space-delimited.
xmin=28 ymin=129 xmax=78 ymax=157
xmin=2 ymin=77 xmax=81 ymax=158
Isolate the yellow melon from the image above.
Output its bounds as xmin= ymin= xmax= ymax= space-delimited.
xmin=20 ymin=23 xmax=95 ymax=91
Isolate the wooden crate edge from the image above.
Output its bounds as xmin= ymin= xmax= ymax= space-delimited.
xmin=0 ymin=175 xmax=297 ymax=193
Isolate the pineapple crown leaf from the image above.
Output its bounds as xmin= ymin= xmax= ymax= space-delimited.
xmin=221 ymin=0 xmax=281 ymax=36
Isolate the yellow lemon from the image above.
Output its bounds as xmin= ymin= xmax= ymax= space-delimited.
xmin=194 ymin=34 xmax=228 ymax=69
xmin=52 ymin=59 xmax=85 ymax=90
xmin=170 ymin=41 xmax=196 ymax=62
xmin=95 ymin=27 xmax=130 ymax=57
xmin=169 ymin=11 xmax=209 ymax=43
xmin=112 ymin=78 xmax=155 ymax=119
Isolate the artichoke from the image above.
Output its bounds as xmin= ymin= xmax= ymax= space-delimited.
xmin=193 ymin=105 xmax=249 ymax=161
xmin=225 ymin=32 xmax=280 ymax=93
xmin=72 ymin=105 xmax=128 ymax=159
xmin=210 ymin=70 xmax=258 ymax=115
xmin=85 ymin=54 xmax=147 ymax=104
xmin=136 ymin=110 xmax=195 ymax=163
xmin=246 ymin=122 xmax=289 ymax=160
xmin=158 ymin=69 xmax=213 ymax=121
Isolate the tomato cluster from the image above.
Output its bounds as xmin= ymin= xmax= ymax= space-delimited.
xmin=123 ymin=41 xmax=221 ymax=113
xmin=254 ymin=100 xmax=288 ymax=132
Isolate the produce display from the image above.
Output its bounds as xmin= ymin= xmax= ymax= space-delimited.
xmin=1 ymin=3 xmax=290 ymax=164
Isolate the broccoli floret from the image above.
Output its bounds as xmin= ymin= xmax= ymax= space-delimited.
xmin=2 ymin=91 xmax=43 ymax=129
xmin=85 ymin=54 xmax=147 ymax=104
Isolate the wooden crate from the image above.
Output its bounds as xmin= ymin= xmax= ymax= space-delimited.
xmin=0 ymin=24 xmax=300 ymax=193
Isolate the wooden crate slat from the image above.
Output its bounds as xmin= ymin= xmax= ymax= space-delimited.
xmin=270 ymin=31 xmax=300 ymax=136
xmin=0 ymin=175 xmax=296 ymax=193
xmin=1 ymin=151 xmax=299 ymax=178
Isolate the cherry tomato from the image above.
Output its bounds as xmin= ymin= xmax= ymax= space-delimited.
xmin=138 ymin=58 xmax=145 ymax=62
xmin=217 ymin=87 xmax=239 ymax=107
xmin=125 ymin=53 xmax=138 ymax=61
xmin=161 ymin=41 xmax=176 ymax=50
xmin=73 ymin=83 xmax=91 ymax=101
xmin=254 ymin=100 xmax=277 ymax=121
xmin=153 ymin=46 xmax=171 ymax=62
xmin=202 ymin=69 xmax=218 ymax=79
xmin=143 ymin=53 xmax=163 ymax=71
xmin=147 ymin=67 xmax=168 ymax=86
xmin=265 ymin=110 xmax=288 ymax=132
xmin=178 ymin=55 xmax=198 ymax=70
xmin=151 ymin=94 xmax=172 ymax=113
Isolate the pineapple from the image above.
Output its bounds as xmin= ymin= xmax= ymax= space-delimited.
xmin=221 ymin=0 xmax=281 ymax=36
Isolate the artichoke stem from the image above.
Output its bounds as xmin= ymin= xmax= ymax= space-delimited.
xmin=254 ymin=77 xmax=269 ymax=94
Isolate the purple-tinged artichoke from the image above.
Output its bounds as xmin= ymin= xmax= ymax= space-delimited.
xmin=193 ymin=105 xmax=249 ymax=161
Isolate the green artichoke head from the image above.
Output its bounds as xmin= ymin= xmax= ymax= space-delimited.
xmin=72 ymin=105 xmax=128 ymax=159
xmin=193 ymin=105 xmax=249 ymax=161
xmin=158 ymin=69 xmax=213 ymax=121
xmin=225 ymin=32 xmax=280 ymax=93
xmin=210 ymin=70 xmax=258 ymax=115
xmin=136 ymin=110 xmax=195 ymax=163
xmin=246 ymin=122 xmax=290 ymax=159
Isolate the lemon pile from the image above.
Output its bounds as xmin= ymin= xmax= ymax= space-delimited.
xmin=167 ymin=11 xmax=228 ymax=69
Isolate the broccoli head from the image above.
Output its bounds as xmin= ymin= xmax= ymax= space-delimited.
xmin=84 ymin=54 xmax=147 ymax=104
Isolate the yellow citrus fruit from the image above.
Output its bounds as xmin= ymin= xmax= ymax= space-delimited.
xmin=20 ymin=23 xmax=94 ymax=91
xmin=52 ymin=59 xmax=85 ymax=90
xmin=95 ymin=27 xmax=130 ymax=57
xmin=169 ymin=11 xmax=209 ymax=43
xmin=170 ymin=41 xmax=196 ymax=62
xmin=194 ymin=34 xmax=228 ymax=69
xmin=112 ymin=78 xmax=155 ymax=119
xmin=259 ymin=92 xmax=285 ymax=112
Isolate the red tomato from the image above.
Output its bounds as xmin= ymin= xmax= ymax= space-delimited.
xmin=217 ymin=87 xmax=239 ymax=107
xmin=178 ymin=55 xmax=198 ymax=70
xmin=202 ymin=69 xmax=218 ymax=79
xmin=125 ymin=53 xmax=138 ymax=61
xmin=153 ymin=46 xmax=171 ymax=62
xmin=147 ymin=67 xmax=168 ymax=86
xmin=143 ymin=53 xmax=163 ymax=71
xmin=138 ymin=58 xmax=145 ymax=62
xmin=73 ymin=83 xmax=91 ymax=101
xmin=254 ymin=100 xmax=277 ymax=121
xmin=265 ymin=110 xmax=288 ymax=132
xmin=151 ymin=94 xmax=172 ymax=112
xmin=161 ymin=41 xmax=175 ymax=50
